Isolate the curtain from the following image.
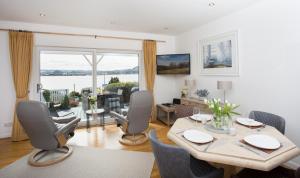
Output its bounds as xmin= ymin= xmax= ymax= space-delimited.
xmin=9 ymin=31 xmax=33 ymax=141
xmin=143 ymin=40 xmax=157 ymax=122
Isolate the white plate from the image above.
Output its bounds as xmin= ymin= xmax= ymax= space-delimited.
xmin=183 ymin=129 xmax=213 ymax=144
xmin=190 ymin=114 xmax=213 ymax=122
xmin=244 ymin=134 xmax=281 ymax=150
xmin=236 ymin=117 xmax=263 ymax=127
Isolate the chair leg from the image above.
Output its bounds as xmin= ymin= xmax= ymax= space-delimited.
xmin=119 ymin=132 xmax=149 ymax=146
xmin=28 ymin=145 xmax=73 ymax=167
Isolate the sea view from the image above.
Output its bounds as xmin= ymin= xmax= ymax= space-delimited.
xmin=41 ymin=74 xmax=139 ymax=92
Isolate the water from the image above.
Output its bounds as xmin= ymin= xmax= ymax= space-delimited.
xmin=41 ymin=74 xmax=138 ymax=92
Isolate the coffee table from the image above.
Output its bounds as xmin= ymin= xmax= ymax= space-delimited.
xmin=86 ymin=109 xmax=105 ymax=130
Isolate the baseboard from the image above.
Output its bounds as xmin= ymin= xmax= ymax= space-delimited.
xmin=283 ymin=160 xmax=300 ymax=170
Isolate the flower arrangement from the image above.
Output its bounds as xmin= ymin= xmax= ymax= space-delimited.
xmin=88 ymin=96 xmax=97 ymax=110
xmin=181 ymin=87 xmax=188 ymax=98
xmin=204 ymin=98 xmax=240 ymax=129
xmin=195 ymin=89 xmax=209 ymax=99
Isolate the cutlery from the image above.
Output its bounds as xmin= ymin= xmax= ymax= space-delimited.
xmin=237 ymin=142 xmax=268 ymax=157
xmin=203 ymin=141 xmax=214 ymax=152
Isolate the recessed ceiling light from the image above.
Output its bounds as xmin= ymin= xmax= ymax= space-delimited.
xmin=208 ymin=2 xmax=215 ymax=7
xmin=39 ymin=13 xmax=46 ymax=17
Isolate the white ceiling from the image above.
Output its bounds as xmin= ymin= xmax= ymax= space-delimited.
xmin=0 ymin=0 xmax=262 ymax=35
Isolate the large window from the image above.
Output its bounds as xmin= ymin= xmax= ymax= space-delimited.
xmin=39 ymin=48 xmax=140 ymax=124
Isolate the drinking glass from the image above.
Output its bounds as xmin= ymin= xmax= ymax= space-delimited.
xmin=193 ymin=107 xmax=201 ymax=125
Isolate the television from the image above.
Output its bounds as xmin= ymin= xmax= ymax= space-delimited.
xmin=156 ymin=53 xmax=190 ymax=75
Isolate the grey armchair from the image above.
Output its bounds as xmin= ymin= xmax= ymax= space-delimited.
xmin=232 ymin=166 xmax=300 ymax=178
xmin=110 ymin=90 xmax=153 ymax=145
xmin=249 ymin=111 xmax=285 ymax=134
xmin=149 ymin=130 xmax=224 ymax=178
xmin=16 ymin=100 xmax=80 ymax=167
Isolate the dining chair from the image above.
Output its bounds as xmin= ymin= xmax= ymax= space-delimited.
xmin=175 ymin=104 xmax=194 ymax=119
xmin=149 ymin=130 xmax=224 ymax=178
xmin=249 ymin=111 xmax=285 ymax=134
xmin=232 ymin=166 xmax=300 ymax=178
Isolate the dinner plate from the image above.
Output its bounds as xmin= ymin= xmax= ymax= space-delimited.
xmin=236 ymin=117 xmax=263 ymax=127
xmin=244 ymin=134 xmax=281 ymax=150
xmin=189 ymin=114 xmax=213 ymax=122
xmin=183 ymin=129 xmax=213 ymax=144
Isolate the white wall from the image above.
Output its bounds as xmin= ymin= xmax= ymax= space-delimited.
xmin=176 ymin=0 xmax=300 ymax=164
xmin=0 ymin=21 xmax=177 ymax=138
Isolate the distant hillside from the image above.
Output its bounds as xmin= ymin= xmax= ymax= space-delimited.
xmin=41 ymin=66 xmax=139 ymax=76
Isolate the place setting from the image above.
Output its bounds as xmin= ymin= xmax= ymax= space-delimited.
xmin=188 ymin=107 xmax=213 ymax=125
xmin=237 ymin=133 xmax=282 ymax=158
xmin=176 ymin=128 xmax=217 ymax=152
xmin=235 ymin=117 xmax=266 ymax=130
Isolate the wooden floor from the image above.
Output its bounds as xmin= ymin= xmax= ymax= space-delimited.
xmin=0 ymin=121 xmax=173 ymax=178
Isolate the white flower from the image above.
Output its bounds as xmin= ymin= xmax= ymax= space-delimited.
xmin=210 ymin=104 xmax=214 ymax=108
xmin=213 ymin=98 xmax=217 ymax=102
xmin=204 ymin=99 xmax=208 ymax=104
xmin=225 ymin=100 xmax=229 ymax=103
xmin=232 ymin=104 xmax=236 ymax=107
xmin=217 ymin=98 xmax=221 ymax=102
xmin=218 ymin=107 xmax=222 ymax=111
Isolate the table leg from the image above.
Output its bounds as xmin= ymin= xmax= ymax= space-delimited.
xmin=86 ymin=114 xmax=90 ymax=132
xmin=102 ymin=113 xmax=105 ymax=130
xmin=167 ymin=112 xmax=170 ymax=127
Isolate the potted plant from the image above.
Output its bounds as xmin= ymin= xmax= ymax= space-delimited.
xmin=69 ymin=91 xmax=81 ymax=107
xmin=88 ymin=96 xmax=97 ymax=112
xmin=195 ymin=89 xmax=209 ymax=100
xmin=205 ymin=98 xmax=240 ymax=130
xmin=42 ymin=90 xmax=51 ymax=107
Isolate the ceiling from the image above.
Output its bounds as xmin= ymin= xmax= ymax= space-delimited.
xmin=0 ymin=0 xmax=262 ymax=35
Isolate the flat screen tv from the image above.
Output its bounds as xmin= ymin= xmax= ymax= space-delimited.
xmin=156 ymin=53 xmax=190 ymax=75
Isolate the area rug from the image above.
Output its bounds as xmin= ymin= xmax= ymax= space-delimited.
xmin=0 ymin=146 xmax=155 ymax=178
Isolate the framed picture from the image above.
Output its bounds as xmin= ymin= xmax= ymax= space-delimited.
xmin=199 ymin=31 xmax=239 ymax=76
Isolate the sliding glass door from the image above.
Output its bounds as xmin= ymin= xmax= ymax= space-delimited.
xmin=38 ymin=48 xmax=140 ymax=126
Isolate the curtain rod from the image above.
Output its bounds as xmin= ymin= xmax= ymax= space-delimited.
xmin=0 ymin=28 xmax=166 ymax=43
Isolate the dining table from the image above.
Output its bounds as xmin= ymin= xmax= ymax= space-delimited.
xmin=167 ymin=117 xmax=300 ymax=178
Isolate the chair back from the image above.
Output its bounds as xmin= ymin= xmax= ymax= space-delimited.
xmin=17 ymin=101 xmax=59 ymax=150
xmin=249 ymin=111 xmax=285 ymax=134
xmin=296 ymin=167 xmax=300 ymax=178
xmin=175 ymin=105 xmax=193 ymax=119
xmin=149 ymin=130 xmax=191 ymax=178
xmin=107 ymin=97 xmax=121 ymax=113
xmin=126 ymin=91 xmax=153 ymax=134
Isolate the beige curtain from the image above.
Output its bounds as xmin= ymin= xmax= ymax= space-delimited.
xmin=143 ymin=40 xmax=157 ymax=122
xmin=9 ymin=31 xmax=33 ymax=141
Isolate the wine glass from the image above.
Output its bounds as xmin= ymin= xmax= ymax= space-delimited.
xmin=193 ymin=107 xmax=201 ymax=125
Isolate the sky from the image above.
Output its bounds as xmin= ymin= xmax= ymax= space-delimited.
xmin=40 ymin=53 xmax=138 ymax=71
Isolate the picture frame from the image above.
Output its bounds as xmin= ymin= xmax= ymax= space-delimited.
xmin=198 ymin=31 xmax=239 ymax=76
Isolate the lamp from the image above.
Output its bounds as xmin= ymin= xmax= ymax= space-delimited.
xmin=217 ymin=81 xmax=232 ymax=103
xmin=184 ymin=79 xmax=196 ymax=98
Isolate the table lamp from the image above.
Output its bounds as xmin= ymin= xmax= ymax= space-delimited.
xmin=217 ymin=81 xmax=232 ymax=103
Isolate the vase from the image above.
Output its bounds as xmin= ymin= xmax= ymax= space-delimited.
xmin=212 ymin=115 xmax=232 ymax=130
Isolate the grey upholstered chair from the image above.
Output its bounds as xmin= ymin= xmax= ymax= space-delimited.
xmin=175 ymin=104 xmax=194 ymax=119
xmin=16 ymin=100 xmax=80 ymax=167
xmin=149 ymin=130 xmax=224 ymax=178
xmin=110 ymin=90 xmax=153 ymax=145
xmin=249 ymin=111 xmax=285 ymax=134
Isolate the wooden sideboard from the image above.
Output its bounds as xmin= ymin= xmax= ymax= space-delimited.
xmin=181 ymin=97 xmax=211 ymax=114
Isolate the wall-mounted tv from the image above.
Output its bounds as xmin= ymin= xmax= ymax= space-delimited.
xmin=156 ymin=53 xmax=190 ymax=75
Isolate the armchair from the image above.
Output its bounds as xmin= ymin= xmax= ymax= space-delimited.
xmin=110 ymin=91 xmax=153 ymax=145
xmin=16 ymin=101 xmax=80 ymax=167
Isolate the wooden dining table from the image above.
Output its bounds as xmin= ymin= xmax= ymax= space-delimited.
xmin=167 ymin=118 xmax=300 ymax=178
